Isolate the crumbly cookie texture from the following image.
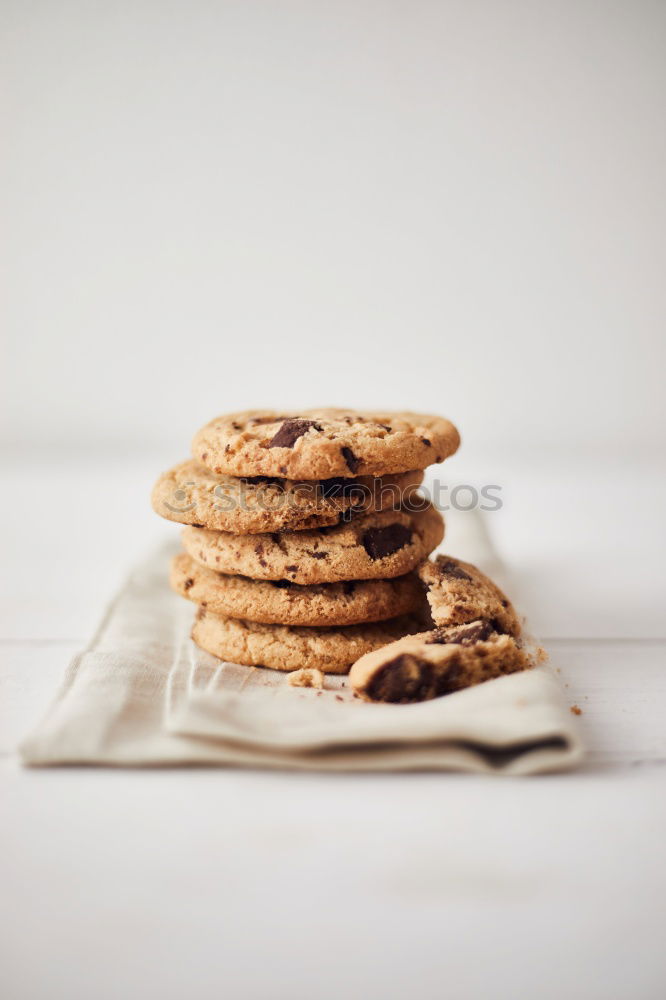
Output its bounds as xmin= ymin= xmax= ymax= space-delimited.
xmin=287 ymin=668 xmax=325 ymax=689
xmin=191 ymin=607 xmax=424 ymax=673
xmin=418 ymin=555 xmax=522 ymax=637
xmin=171 ymin=552 xmax=427 ymax=626
xmin=192 ymin=409 xmax=460 ymax=479
xmin=350 ymin=620 xmax=531 ymax=703
xmin=151 ymin=459 xmax=423 ymax=534
xmin=182 ymin=502 xmax=444 ymax=584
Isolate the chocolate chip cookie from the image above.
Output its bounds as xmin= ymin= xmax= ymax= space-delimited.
xmin=152 ymin=459 xmax=423 ymax=534
xmin=350 ymin=620 xmax=531 ymax=703
xmin=182 ymin=502 xmax=444 ymax=584
xmin=171 ymin=552 xmax=427 ymax=626
xmin=191 ymin=606 xmax=424 ymax=673
xmin=192 ymin=409 xmax=460 ymax=479
xmin=418 ymin=556 xmax=522 ymax=637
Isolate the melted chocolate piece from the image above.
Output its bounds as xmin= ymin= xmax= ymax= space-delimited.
xmin=366 ymin=652 xmax=462 ymax=703
xmin=366 ymin=654 xmax=421 ymax=702
xmin=362 ymin=523 xmax=413 ymax=560
xmin=183 ymin=578 xmax=194 ymax=591
xmin=341 ymin=446 xmax=360 ymax=473
xmin=426 ymin=620 xmax=495 ymax=646
xmin=269 ymin=419 xmax=322 ymax=448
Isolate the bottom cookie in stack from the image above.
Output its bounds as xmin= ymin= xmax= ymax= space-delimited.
xmin=191 ymin=606 xmax=425 ymax=674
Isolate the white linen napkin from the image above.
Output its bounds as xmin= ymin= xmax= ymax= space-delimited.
xmin=19 ymin=515 xmax=583 ymax=774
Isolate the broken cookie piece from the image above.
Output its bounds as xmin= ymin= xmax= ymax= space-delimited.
xmin=287 ymin=668 xmax=325 ymax=689
xmin=418 ymin=555 xmax=522 ymax=637
xmin=349 ymin=620 xmax=531 ymax=703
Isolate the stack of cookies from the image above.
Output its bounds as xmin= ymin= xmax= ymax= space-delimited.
xmin=151 ymin=409 xmax=460 ymax=675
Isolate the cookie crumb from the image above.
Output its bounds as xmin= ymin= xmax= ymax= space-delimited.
xmin=287 ymin=668 xmax=325 ymax=689
xmin=570 ymin=704 xmax=583 ymax=716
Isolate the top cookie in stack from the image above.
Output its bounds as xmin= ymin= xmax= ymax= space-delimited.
xmin=151 ymin=409 xmax=460 ymax=674
xmin=191 ymin=409 xmax=459 ymax=479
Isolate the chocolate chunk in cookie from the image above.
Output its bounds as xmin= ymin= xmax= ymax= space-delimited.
xmin=319 ymin=477 xmax=360 ymax=498
xmin=435 ymin=558 xmax=473 ymax=581
xmin=365 ymin=650 xmax=468 ymax=702
xmin=362 ymin=523 xmax=413 ymax=560
xmin=426 ymin=619 xmax=496 ymax=645
xmin=341 ymin=446 xmax=360 ymax=473
xmin=268 ymin=419 xmax=322 ymax=448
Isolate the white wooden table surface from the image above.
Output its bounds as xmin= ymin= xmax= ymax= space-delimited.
xmin=2 ymin=450 xmax=665 ymax=1000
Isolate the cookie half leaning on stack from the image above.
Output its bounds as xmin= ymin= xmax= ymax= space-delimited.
xmin=152 ymin=409 xmax=460 ymax=673
xmin=350 ymin=555 xmax=533 ymax=701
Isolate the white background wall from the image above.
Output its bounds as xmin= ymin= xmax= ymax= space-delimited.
xmin=2 ymin=0 xmax=665 ymax=463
